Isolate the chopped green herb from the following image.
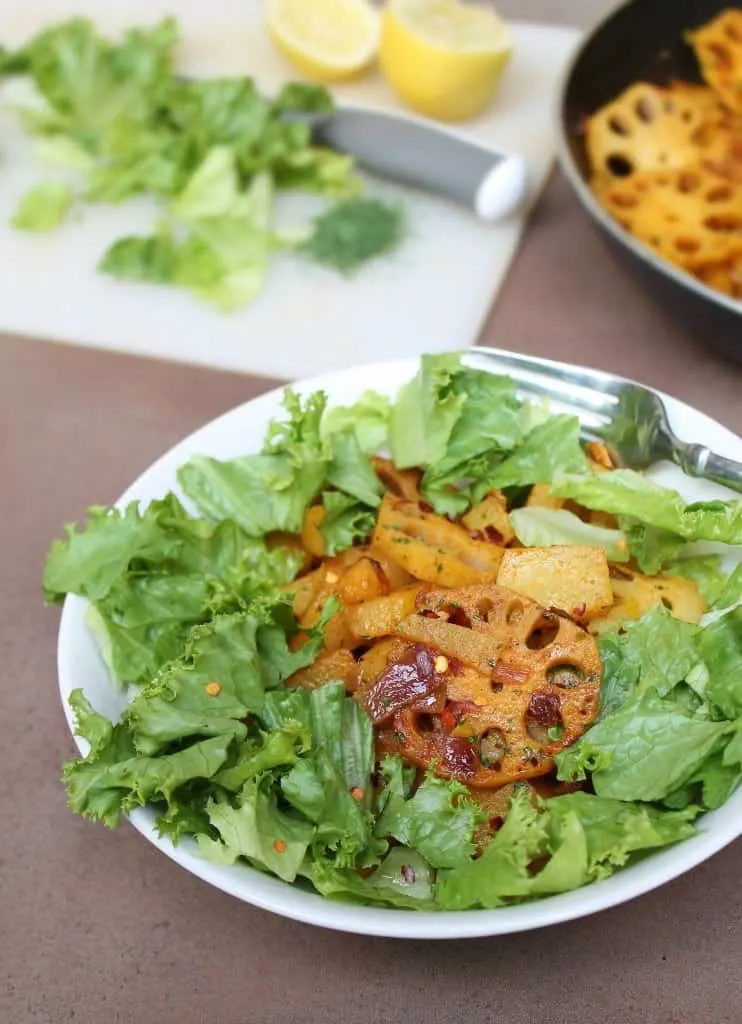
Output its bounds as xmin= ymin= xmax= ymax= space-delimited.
xmin=301 ymin=197 xmax=405 ymax=274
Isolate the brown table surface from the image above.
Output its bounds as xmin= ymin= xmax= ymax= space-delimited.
xmin=4 ymin=2 xmax=742 ymax=1022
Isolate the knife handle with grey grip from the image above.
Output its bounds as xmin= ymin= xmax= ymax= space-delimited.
xmin=305 ymin=107 xmax=529 ymax=222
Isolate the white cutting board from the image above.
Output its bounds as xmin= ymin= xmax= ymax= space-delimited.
xmin=0 ymin=1 xmax=579 ymax=380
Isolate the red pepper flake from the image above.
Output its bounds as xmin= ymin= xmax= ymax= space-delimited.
xmin=420 ymin=609 xmax=439 ymax=619
xmin=441 ymin=708 xmax=458 ymax=732
xmin=418 ymin=501 xmax=434 ymax=515
xmin=205 ymin=681 xmax=221 ymax=696
xmin=350 ymin=787 xmax=365 ymax=801
xmin=572 ymin=603 xmax=587 ymax=618
xmin=273 ymin=839 xmax=287 ymax=854
xmin=401 ymin=864 xmax=416 ymax=884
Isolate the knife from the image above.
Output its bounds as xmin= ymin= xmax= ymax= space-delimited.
xmin=295 ymin=105 xmax=529 ymax=223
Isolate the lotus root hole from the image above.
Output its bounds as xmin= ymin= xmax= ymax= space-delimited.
xmin=606 ymin=154 xmax=634 ymax=177
xmin=506 ymin=599 xmax=524 ymax=625
xmin=546 ymin=663 xmax=585 ymax=688
xmin=525 ymin=618 xmax=560 ymax=650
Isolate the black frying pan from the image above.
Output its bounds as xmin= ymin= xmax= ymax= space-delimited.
xmin=557 ymin=0 xmax=742 ymax=363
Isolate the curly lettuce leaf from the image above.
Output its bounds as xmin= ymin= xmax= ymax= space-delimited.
xmin=307 ymin=847 xmax=436 ymax=909
xmin=436 ymin=787 xmax=548 ymax=909
xmin=124 ymin=600 xmax=332 ymax=755
xmin=375 ymin=758 xmax=485 ymax=868
xmin=178 ymin=391 xmax=328 ymax=536
xmin=44 ymin=493 xmax=301 ymax=684
xmin=20 ymin=17 xmax=177 ymax=149
xmin=320 ymin=390 xmax=391 ymax=453
xmin=542 ymin=792 xmax=697 ymax=881
xmin=64 ymin=687 xmax=233 ymax=829
xmin=43 ymin=500 xmax=179 ymax=603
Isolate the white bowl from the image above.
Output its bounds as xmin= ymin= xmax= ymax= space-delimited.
xmin=57 ymin=355 xmax=742 ymax=939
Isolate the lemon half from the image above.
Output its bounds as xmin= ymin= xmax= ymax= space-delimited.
xmin=379 ymin=0 xmax=513 ymax=121
xmin=264 ymin=0 xmax=380 ymax=83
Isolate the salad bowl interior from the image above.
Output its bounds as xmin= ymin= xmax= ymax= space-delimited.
xmin=57 ymin=354 xmax=742 ymax=939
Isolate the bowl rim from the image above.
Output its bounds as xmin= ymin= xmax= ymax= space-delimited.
xmin=56 ymin=353 xmax=742 ymax=939
xmin=553 ymin=0 xmax=742 ymax=322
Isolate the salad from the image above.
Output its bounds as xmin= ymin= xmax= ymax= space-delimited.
xmin=45 ymin=353 xmax=742 ymax=911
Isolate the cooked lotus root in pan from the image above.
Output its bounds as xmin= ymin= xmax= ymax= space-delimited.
xmin=687 ymin=8 xmax=742 ymax=115
xmin=595 ymin=168 xmax=742 ymax=269
xmin=586 ymin=83 xmax=711 ymax=181
xmin=585 ymin=10 xmax=742 ymax=301
xmin=359 ymin=583 xmax=601 ymax=789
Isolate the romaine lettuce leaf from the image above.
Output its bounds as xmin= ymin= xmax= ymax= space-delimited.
xmin=203 ymin=778 xmax=314 ymax=882
xmin=489 ymin=416 xmax=589 ymax=490
xmin=509 ymin=506 xmax=630 ymax=561
xmin=557 ymin=689 xmax=730 ymax=801
xmin=319 ymin=492 xmax=376 ymax=555
xmin=553 ymin=471 xmax=742 ymax=570
xmin=389 ymin=353 xmax=467 ymax=470
xmin=664 ymin=555 xmax=727 ymax=605
xmin=281 ymin=683 xmax=378 ymax=866
xmin=326 ymin=429 xmax=382 ymax=507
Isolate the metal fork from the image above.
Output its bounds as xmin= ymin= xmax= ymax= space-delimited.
xmin=464 ymin=346 xmax=742 ymax=494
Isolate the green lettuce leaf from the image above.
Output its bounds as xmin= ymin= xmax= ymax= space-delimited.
xmin=307 ymin=848 xmax=435 ymax=909
xmin=281 ymin=683 xmax=378 ymax=866
xmin=435 ymin=787 xmax=548 ymax=909
xmin=326 ymin=429 xmax=382 ymax=507
xmin=553 ymin=471 xmax=742 ymax=571
xmin=12 ymin=179 xmax=73 ymax=230
xmin=64 ymin=687 xmax=233 ymax=829
xmin=557 ymin=689 xmax=730 ymax=801
xmin=202 ymin=778 xmax=314 ymax=882
xmin=698 ymin=604 xmax=742 ymax=721
xmin=375 ymin=758 xmax=484 ymax=868
xmin=542 ymin=792 xmax=697 ymax=880
xmin=509 ymin=506 xmax=630 ymax=561
xmin=211 ymin=722 xmax=310 ymax=792
xmin=663 ymin=555 xmax=727 ymax=605
xmin=320 ymin=390 xmax=391 ymax=453
xmin=319 ymin=492 xmax=376 ymax=556
xmin=178 ymin=390 xmax=328 ymax=535
xmin=124 ymin=600 xmax=331 ymax=755
xmin=489 ymin=416 xmax=589 ymax=490
xmin=43 ymin=500 xmax=178 ymax=603
xmin=389 ymin=353 xmax=466 ymax=470
xmin=44 ymin=493 xmax=301 ymax=684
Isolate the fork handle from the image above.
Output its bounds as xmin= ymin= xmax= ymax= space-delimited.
xmin=674 ymin=444 xmax=742 ymax=495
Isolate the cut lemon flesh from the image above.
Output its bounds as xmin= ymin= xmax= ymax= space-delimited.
xmin=264 ymin=0 xmax=380 ymax=82
xmin=379 ymin=0 xmax=513 ymax=121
